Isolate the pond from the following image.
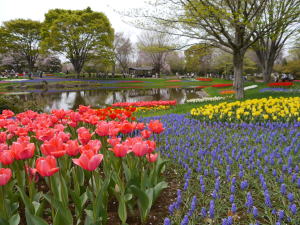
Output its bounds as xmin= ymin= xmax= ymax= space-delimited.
xmin=10 ymin=87 xmax=207 ymax=112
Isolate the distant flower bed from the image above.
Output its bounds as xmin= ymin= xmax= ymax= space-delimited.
xmin=294 ymin=80 xmax=300 ymax=82
xmin=112 ymin=100 xmax=177 ymax=107
xmin=186 ymin=96 xmax=230 ymax=103
xmin=191 ymin=97 xmax=300 ymax=122
xmin=166 ymin=80 xmax=181 ymax=82
xmin=212 ymin=83 xmax=233 ymax=88
xmin=135 ymin=105 xmax=171 ymax=113
xmin=195 ymin=85 xmax=210 ymax=89
xmin=260 ymin=88 xmax=300 ymax=93
xmin=44 ymin=74 xmax=55 ymax=76
xmin=196 ymin=78 xmax=213 ymax=81
xmin=220 ymin=90 xmax=235 ymax=95
xmin=120 ymin=80 xmax=144 ymax=83
xmin=268 ymin=82 xmax=293 ymax=87
xmin=244 ymin=85 xmax=258 ymax=90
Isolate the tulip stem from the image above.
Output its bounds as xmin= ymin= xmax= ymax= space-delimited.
xmin=0 ymin=186 xmax=7 ymax=220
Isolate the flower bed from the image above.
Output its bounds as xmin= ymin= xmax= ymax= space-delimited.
xmin=135 ymin=105 xmax=171 ymax=113
xmin=0 ymin=106 xmax=167 ymax=224
xmin=211 ymin=84 xmax=233 ymax=88
xmin=140 ymin=114 xmax=300 ymax=224
xmin=191 ymin=97 xmax=300 ymax=122
xmin=220 ymin=90 xmax=235 ymax=95
xmin=112 ymin=100 xmax=177 ymax=107
xmin=186 ymin=96 xmax=230 ymax=103
xmin=268 ymin=82 xmax=293 ymax=87
xmin=260 ymin=88 xmax=300 ymax=93
xmin=166 ymin=80 xmax=182 ymax=82
xmin=244 ymin=85 xmax=258 ymax=90
xmin=196 ymin=78 xmax=213 ymax=81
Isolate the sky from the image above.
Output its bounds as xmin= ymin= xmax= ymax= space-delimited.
xmin=0 ymin=0 xmax=145 ymax=42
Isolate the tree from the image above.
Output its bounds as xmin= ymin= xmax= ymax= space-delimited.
xmin=213 ymin=51 xmax=258 ymax=75
xmin=0 ymin=19 xmax=42 ymax=72
xmin=41 ymin=8 xmax=114 ymax=76
xmin=252 ymin=0 xmax=300 ymax=82
xmin=166 ymin=52 xmax=185 ymax=74
xmin=137 ymin=31 xmax=173 ymax=74
xmin=185 ymin=44 xmax=213 ymax=74
xmin=114 ymin=32 xmax=134 ymax=74
xmin=37 ymin=56 xmax=62 ymax=73
xmin=130 ymin=0 xmax=294 ymax=99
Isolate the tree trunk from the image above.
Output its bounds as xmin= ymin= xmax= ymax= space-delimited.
xmin=262 ymin=56 xmax=275 ymax=83
xmin=233 ymin=50 xmax=245 ymax=99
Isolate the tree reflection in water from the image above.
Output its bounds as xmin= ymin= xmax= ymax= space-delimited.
xmin=8 ymin=88 xmax=208 ymax=112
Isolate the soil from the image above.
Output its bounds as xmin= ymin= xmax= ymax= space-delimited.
xmin=107 ymin=168 xmax=181 ymax=225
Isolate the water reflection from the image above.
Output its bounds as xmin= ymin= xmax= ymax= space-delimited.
xmin=11 ymin=88 xmax=208 ymax=112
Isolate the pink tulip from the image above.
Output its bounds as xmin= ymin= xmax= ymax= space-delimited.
xmin=146 ymin=153 xmax=158 ymax=163
xmin=72 ymin=150 xmax=103 ymax=171
xmin=111 ymin=144 xmax=128 ymax=157
xmin=0 ymin=168 xmax=12 ymax=186
xmin=65 ymin=140 xmax=80 ymax=156
xmin=77 ymin=127 xmax=92 ymax=145
xmin=0 ymin=150 xmax=14 ymax=165
xmin=36 ymin=156 xmax=60 ymax=177
xmin=11 ymin=141 xmax=35 ymax=160
xmin=132 ymin=142 xmax=148 ymax=157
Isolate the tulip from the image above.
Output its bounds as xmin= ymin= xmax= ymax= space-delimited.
xmin=35 ymin=156 xmax=60 ymax=177
xmin=95 ymin=121 xmax=109 ymax=136
xmin=0 ymin=144 xmax=8 ymax=151
xmin=65 ymin=139 xmax=80 ymax=156
xmin=110 ymin=144 xmax=128 ymax=157
xmin=41 ymin=137 xmax=66 ymax=158
xmin=0 ymin=168 xmax=12 ymax=186
xmin=0 ymin=150 xmax=14 ymax=165
xmin=11 ymin=141 xmax=35 ymax=160
xmin=77 ymin=127 xmax=92 ymax=145
xmin=80 ymin=140 xmax=101 ymax=154
xmin=107 ymin=137 xmax=121 ymax=147
xmin=0 ymin=132 xmax=6 ymax=143
xmin=148 ymin=120 xmax=164 ymax=134
xmin=146 ymin=153 xmax=158 ymax=163
xmin=132 ymin=142 xmax=148 ymax=157
xmin=72 ymin=150 xmax=103 ymax=171
xmin=141 ymin=130 xmax=152 ymax=139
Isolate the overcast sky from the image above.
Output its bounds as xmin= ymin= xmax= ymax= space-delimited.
xmin=0 ymin=0 xmax=144 ymax=42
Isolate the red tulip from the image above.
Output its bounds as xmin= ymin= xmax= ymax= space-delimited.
xmin=11 ymin=141 xmax=35 ymax=160
xmin=0 ymin=150 xmax=14 ymax=165
xmin=146 ymin=153 xmax=158 ymax=163
xmin=136 ymin=123 xmax=145 ymax=130
xmin=107 ymin=137 xmax=121 ymax=147
xmin=120 ymin=122 xmax=134 ymax=134
xmin=0 ymin=132 xmax=6 ymax=143
xmin=95 ymin=121 xmax=109 ymax=136
xmin=72 ymin=150 xmax=103 ymax=171
xmin=132 ymin=142 xmax=148 ymax=157
xmin=77 ymin=127 xmax=92 ymax=145
xmin=41 ymin=137 xmax=66 ymax=158
xmin=64 ymin=140 xmax=80 ymax=156
xmin=35 ymin=156 xmax=60 ymax=177
xmin=80 ymin=140 xmax=102 ymax=154
xmin=111 ymin=144 xmax=128 ymax=157
xmin=148 ymin=120 xmax=164 ymax=134
xmin=141 ymin=130 xmax=152 ymax=139
xmin=0 ymin=143 xmax=8 ymax=151
xmin=0 ymin=168 xmax=12 ymax=186
xmin=146 ymin=140 xmax=156 ymax=153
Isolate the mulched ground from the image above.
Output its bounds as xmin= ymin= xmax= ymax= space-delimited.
xmin=107 ymin=168 xmax=181 ymax=225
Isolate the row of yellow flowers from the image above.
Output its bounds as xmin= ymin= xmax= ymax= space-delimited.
xmin=135 ymin=105 xmax=171 ymax=113
xmin=191 ymin=97 xmax=300 ymax=122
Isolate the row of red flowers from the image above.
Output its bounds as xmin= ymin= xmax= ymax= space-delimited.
xmin=112 ymin=100 xmax=177 ymax=107
xmin=196 ymin=77 xmax=213 ymax=81
xmin=268 ymin=82 xmax=294 ymax=87
xmin=211 ymin=83 xmax=233 ymax=88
